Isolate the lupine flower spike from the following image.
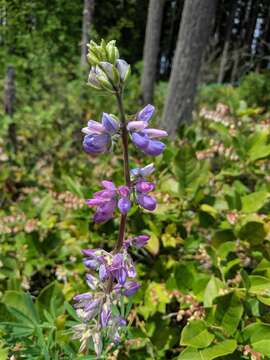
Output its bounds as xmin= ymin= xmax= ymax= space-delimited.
xmin=73 ymin=40 xmax=167 ymax=357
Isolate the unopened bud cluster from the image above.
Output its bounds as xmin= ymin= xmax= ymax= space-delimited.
xmin=87 ymin=40 xmax=130 ymax=92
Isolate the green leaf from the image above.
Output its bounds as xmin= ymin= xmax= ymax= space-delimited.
xmin=64 ymin=301 xmax=80 ymax=321
xmin=241 ymin=191 xmax=269 ymax=213
xmin=173 ymin=264 xmax=194 ymax=292
xmin=180 ymin=320 xmax=214 ymax=348
xmin=247 ymin=130 xmax=270 ymax=161
xmin=214 ymin=292 xmax=243 ymax=336
xmin=3 ymin=291 xmax=39 ymax=324
xmin=200 ymin=204 xmax=218 ymax=220
xmin=0 ymin=342 xmax=8 ymax=360
xmin=62 ymin=175 xmax=84 ymax=198
xmin=238 ymin=216 xmax=266 ymax=244
xmin=204 ymin=276 xmax=224 ymax=307
xmin=202 ymin=340 xmax=237 ymax=359
xmin=217 ymin=241 xmax=236 ymax=259
xmin=249 ymin=275 xmax=270 ymax=296
xmin=36 ymin=281 xmax=65 ymax=318
xmin=178 ymin=347 xmax=203 ymax=360
xmin=178 ymin=340 xmax=237 ymax=359
xmin=145 ymin=232 xmax=159 ymax=255
xmin=139 ymin=283 xmax=169 ymax=319
xmin=242 ymin=323 xmax=270 ymax=356
xmin=174 ymin=143 xmax=209 ymax=198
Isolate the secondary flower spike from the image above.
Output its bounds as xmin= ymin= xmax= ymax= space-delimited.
xmin=127 ymin=104 xmax=168 ymax=156
xmin=82 ymin=113 xmax=119 ymax=154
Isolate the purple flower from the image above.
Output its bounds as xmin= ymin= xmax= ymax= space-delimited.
xmin=82 ymin=113 xmax=119 ymax=155
xmin=127 ymin=105 xmax=167 ymax=156
xmin=101 ymin=302 xmax=111 ymax=327
xmin=102 ymin=113 xmax=119 ymax=134
xmin=109 ymin=252 xmax=136 ymax=285
xmin=86 ymin=273 xmax=99 ymax=290
xmin=99 ymin=264 xmax=108 ymax=281
xmin=73 ymin=293 xmax=92 ymax=302
xmin=73 ymin=291 xmax=101 ymax=322
xmin=109 ymin=253 xmax=127 ymax=285
xmin=133 ymin=234 xmax=150 ymax=248
xmin=116 ymin=59 xmax=130 ymax=82
xmin=118 ymin=197 xmax=131 ymax=214
xmin=138 ymin=104 xmax=155 ymax=122
xmin=83 ymin=133 xmax=111 ymax=154
xmin=135 ymin=181 xmax=155 ymax=193
xmin=137 ymin=194 xmax=156 ymax=211
xmin=83 ymin=258 xmax=99 ymax=269
xmin=135 ymin=180 xmax=156 ymax=211
xmin=123 ymin=281 xmax=140 ymax=296
xmin=130 ymin=163 xmax=155 ymax=178
xmin=124 ymin=234 xmax=150 ymax=249
xmin=86 ymin=181 xmax=131 ymax=223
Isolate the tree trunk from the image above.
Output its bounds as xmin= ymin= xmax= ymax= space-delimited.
xmin=141 ymin=0 xmax=165 ymax=104
xmin=161 ymin=0 xmax=217 ymax=136
xmin=246 ymin=0 xmax=259 ymax=53
xmin=81 ymin=0 xmax=94 ymax=66
xmin=218 ymin=0 xmax=238 ymax=83
xmin=4 ymin=65 xmax=17 ymax=153
xmin=230 ymin=44 xmax=240 ymax=82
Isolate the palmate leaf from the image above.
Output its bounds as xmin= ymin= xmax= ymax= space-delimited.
xmin=3 ymin=290 xmax=40 ymax=324
xmin=174 ymin=143 xmax=210 ymax=199
xmin=36 ymin=281 xmax=65 ymax=319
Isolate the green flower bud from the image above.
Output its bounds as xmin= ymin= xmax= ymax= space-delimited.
xmin=106 ymin=40 xmax=119 ymax=64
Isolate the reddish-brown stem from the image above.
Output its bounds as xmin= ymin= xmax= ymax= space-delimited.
xmin=113 ymin=91 xmax=131 ymax=252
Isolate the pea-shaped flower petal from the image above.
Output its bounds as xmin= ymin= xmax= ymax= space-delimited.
xmin=138 ymin=104 xmax=155 ymax=122
xmin=83 ymin=133 xmax=111 ymax=154
xmin=118 ymin=197 xmax=131 ymax=214
xmin=136 ymin=181 xmax=155 ymax=194
xmin=137 ymin=194 xmax=156 ymax=211
xmin=102 ymin=113 xmax=119 ymax=134
xmin=131 ymin=132 xmax=149 ymax=150
xmin=144 ymin=128 xmax=168 ymax=138
xmin=116 ymin=59 xmax=130 ymax=82
xmin=123 ymin=281 xmax=141 ymax=296
xmin=144 ymin=140 xmax=165 ymax=156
